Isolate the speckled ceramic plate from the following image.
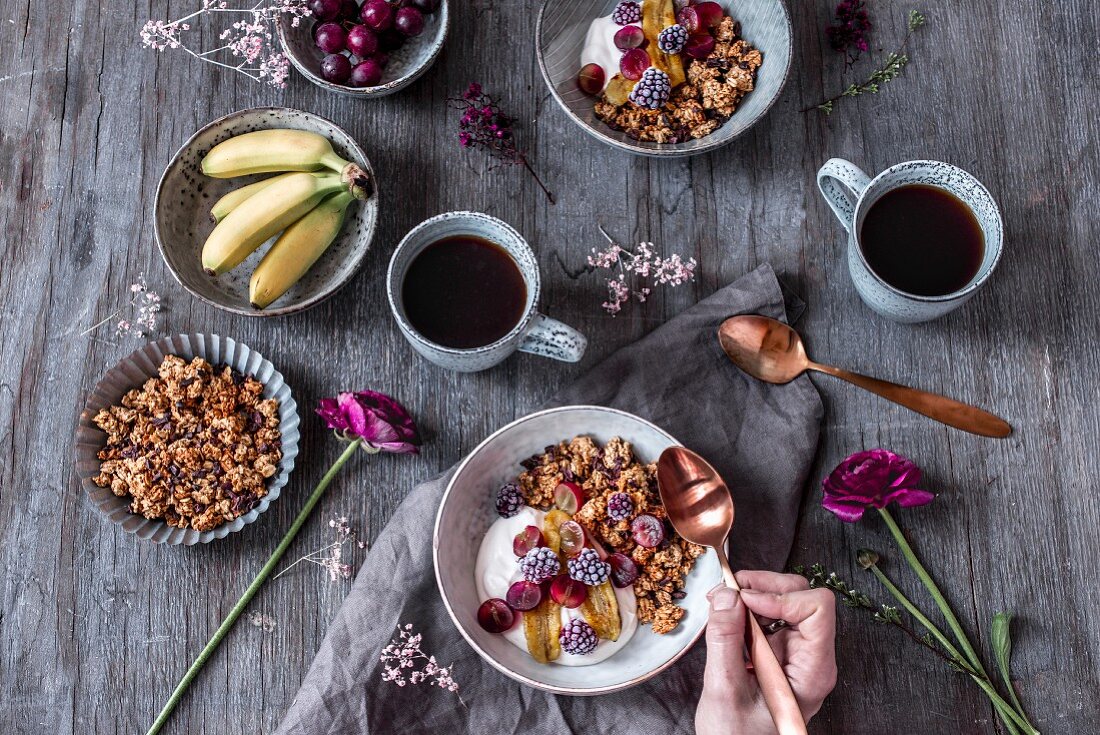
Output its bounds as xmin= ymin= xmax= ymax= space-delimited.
xmin=434 ymin=406 xmax=721 ymax=695
xmin=536 ymin=0 xmax=792 ymax=157
xmin=73 ymin=334 xmax=300 ymax=545
xmin=154 ymin=107 xmax=379 ymax=317
xmin=276 ymin=2 xmax=449 ymax=97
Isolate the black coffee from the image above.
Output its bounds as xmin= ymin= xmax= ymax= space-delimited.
xmin=859 ymin=184 xmax=985 ymax=297
xmin=402 ymin=236 xmax=527 ymax=349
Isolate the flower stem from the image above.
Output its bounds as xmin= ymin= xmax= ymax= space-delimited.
xmin=520 ymin=155 xmax=555 ymax=204
xmin=144 ymin=438 xmax=365 ymax=735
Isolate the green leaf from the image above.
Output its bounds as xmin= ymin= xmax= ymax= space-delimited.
xmin=992 ymin=612 xmax=1034 ymax=728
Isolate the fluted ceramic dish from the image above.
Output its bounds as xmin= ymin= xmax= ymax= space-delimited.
xmin=536 ymin=0 xmax=792 ymax=157
xmin=434 ymin=405 xmax=721 ymax=694
xmin=155 ymin=107 xmax=379 ymax=317
xmin=276 ymin=2 xmax=449 ymax=97
xmin=74 ymin=334 xmax=300 ymax=545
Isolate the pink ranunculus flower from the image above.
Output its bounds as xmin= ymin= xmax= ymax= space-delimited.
xmin=822 ymin=449 xmax=934 ymax=522
xmin=316 ymin=391 xmax=421 ymax=454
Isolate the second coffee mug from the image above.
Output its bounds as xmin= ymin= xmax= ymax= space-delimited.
xmin=387 ymin=211 xmax=587 ymax=372
xmin=817 ymin=158 xmax=1004 ymax=323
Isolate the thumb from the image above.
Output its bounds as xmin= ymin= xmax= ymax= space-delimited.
xmin=702 ymin=587 xmax=753 ymax=696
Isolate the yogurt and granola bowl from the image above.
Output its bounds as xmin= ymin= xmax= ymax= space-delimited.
xmin=434 ymin=406 xmax=721 ymax=694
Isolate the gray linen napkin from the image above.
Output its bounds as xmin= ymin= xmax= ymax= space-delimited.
xmin=275 ymin=264 xmax=824 ymax=735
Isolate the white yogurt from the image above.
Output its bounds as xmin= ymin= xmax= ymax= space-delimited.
xmin=474 ymin=506 xmax=638 ymax=666
xmin=580 ymin=14 xmax=626 ymax=92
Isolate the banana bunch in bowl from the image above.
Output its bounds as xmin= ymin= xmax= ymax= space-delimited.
xmin=201 ymin=129 xmax=374 ymax=309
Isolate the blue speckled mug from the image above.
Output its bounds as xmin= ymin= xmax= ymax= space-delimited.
xmin=387 ymin=211 xmax=588 ymax=373
xmin=817 ymin=158 xmax=1004 ymax=323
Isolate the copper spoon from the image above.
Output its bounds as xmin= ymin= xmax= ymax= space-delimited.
xmin=657 ymin=446 xmax=808 ymax=735
xmin=718 ymin=315 xmax=1012 ymax=438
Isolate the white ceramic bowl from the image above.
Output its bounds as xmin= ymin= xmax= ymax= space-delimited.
xmin=434 ymin=405 xmax=721 ymax=695
xmin=276 ymin=2 xmax=449 ymax=97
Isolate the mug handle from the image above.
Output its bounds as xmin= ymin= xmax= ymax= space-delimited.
xmin=816 ymin=158 xmax=872 ymax=233
xmin=518 ymin=313 xmax=587 ymax=363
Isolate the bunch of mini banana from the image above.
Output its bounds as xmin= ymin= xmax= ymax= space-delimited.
xmin=200 ymin=129 xmax=373 ymax=309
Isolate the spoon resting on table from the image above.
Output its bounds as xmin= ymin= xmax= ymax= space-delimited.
xmin=717 ymin=315 xmax=1012 ymax=438
xmin=657 ymin=446 xmax=808 ymax=735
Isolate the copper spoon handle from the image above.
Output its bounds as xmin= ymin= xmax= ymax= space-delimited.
xmin=808 ymin=362 xmax=1012 ymax=438
xmin=714 ymin=544 xmax=808 ymax=735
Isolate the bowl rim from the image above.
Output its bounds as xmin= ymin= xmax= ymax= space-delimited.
xmin=534 ymin=0 xmax=794 ymax=158
xmin=153 ymin=106 xmax=379 ymax=318
xmin=72 ymin=333 xmax=300 ymax=545
xmin=433 ymin=404 xmax=706 ymax=695
xmin=275 ymin=2 xmax=450 ymax=97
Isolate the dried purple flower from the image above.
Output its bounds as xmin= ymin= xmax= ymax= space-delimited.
xmin=822 ymin=449 xmax=934 ymax=522
xmin=316 ymin=391 xmax=421 ymax=454
xmin=449 ymin=83 xmax=555 ymax=203
xmin=825 ymin=0 xmax=872 ymax=65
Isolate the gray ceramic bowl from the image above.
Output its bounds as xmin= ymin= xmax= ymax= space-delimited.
xmin=276 ymin=2 xmax=449 ymax=97
xmin=536 ymin=0 xmax=792 ymax=157
xmin=73 ymin=334 xmax=300 ymax=545
xmin=434 ymin=405 xmax=721 ymax=695
xmin=154 ymin=107 xmax=379 ymax=317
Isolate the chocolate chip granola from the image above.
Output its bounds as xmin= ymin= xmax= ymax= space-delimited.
xmin=91 ymin=355 xmax=282 ymax=532
xmin=517 ymin=436 xmax=705 ymax=634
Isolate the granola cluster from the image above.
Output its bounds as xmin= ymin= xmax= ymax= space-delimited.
xmin=517 ymin=436 xmax=705 ymax=634
xmin=594 ymin=17 xmax=763 ymax=143
xmin=92 ymin=355 xmax=282 ymax=532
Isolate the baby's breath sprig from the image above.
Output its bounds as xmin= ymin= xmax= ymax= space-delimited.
xmin=810 ymin=9 xmax=927 ymax=114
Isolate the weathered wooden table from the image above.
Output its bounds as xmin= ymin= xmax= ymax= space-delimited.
xmin=2 ymin=0 xmax=1097 ymax=732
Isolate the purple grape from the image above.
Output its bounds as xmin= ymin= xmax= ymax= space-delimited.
xmin=309 ymin=0 xmax=341 ymax=21
xmin=338 ymin=0 xmax=360 ymax=19
xmin=377 ymin=28 xmax=406 ymax=51
xmin=394 ymin=6 xmax=424 ymax=36
xmin=346 ymin=24 xmax=378 ymax=57
xmin=360 ymin=0 xmax=393 ymax=31
xmin=613 ymin=25 xmax=644 ymax=50
xmin=320 ymin=53 xmax=352 ymax=83
xmin=369 ymin=50 xmax=390 ymax=66
xmin=411 ymin=0 xmax=440 ymax=12
xmin=314 ymin=22 xmax=347 ymax=53
xmin=349 ymin=58 xmax=383 ymax=87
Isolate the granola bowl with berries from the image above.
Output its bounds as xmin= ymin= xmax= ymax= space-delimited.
xmin=74 ymin=334 xmax=299 ymax=545
xmin=434 ymin=406 xmax=720 ymax=695
xmin=536 ymin=0 xmax=792 ymax=156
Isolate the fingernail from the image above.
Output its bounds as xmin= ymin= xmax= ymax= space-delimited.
xmin=712 ymin=587 xmax=739 ymax=610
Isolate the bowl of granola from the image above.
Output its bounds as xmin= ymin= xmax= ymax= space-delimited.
xmin=434 ymin=405 xmax=720 ymax=694
xmin=74 ymin=334 xmax=299 ymax=545
xmin=536 ymin=0 xmax=792 ymax=156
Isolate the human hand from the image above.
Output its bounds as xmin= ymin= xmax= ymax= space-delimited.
xmin=695 ymin=571 xmax=838 ymax=735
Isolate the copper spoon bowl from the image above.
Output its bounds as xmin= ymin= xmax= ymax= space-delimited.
xmin=718 ymin=315 xmax=1012 ymax=438
xmin=657 ymin=446 xmax=808 ymax=735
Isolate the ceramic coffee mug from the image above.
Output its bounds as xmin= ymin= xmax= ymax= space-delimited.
xmin=387 ymin=211 xmax=588 ymax=372
xmin=816 ymin=158 xmax=1004 ymax=323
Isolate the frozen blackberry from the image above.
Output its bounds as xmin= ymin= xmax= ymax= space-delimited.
xmin=628 ymin=67 xmax=671 ymax=109
xmin=560 ymin=619 xmax=599 ymax=655
xmin=519 ymin=546 xmax=561 ymax=584
xmin=495 ymin=482 xmax=523 ymax=518
xmin=607 ymin=492 xmax=634 ymax=522
xmin=567 ymin=548 xmax=612 ymax=586
xmin=657 ymin=23 xmax=688 ymax=54
xmin=611 ymin=0 xmax=641 ymax=25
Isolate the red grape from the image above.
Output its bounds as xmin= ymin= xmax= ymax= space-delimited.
xmin=631 ymin=514 xmax=665 ymax=548
xmin=694 ymin=1 xmax=723 ymax=28
xmin=513 ymin=525 xmax=544 ymax=557
xmin=477 ymin=598 xmax=515 ymax=633
xmin=619 ymin=47 xmax=651 ymax=81
xmin=320 ymin=53 xmax=352 ymax=83
xmin=506 ymin=580 xmax=543 ymax=611
xmin=412 ymin=0 xmax=441 ymax=12
xmin=676 ymin=6 xmax=699 ymax=33
xmin=346 ymin=24 xmax=378 ymax=57
xmin=360 ymin=0 xmax=393 ymax=31
xmin=576 ymin=63 xmax=605 ymax=95
xmin=684 ymin=32 xmax=715 ymax=59
xmin=309 ymin=0 xmax=342 ymax=21
xmin=314 ymin=22 xmax=347 ymax=53
xmin=607 ymin=553 xmax=639 ymax=587
xmin=613 ymin=25 xmax=645 ymax=50
xmin=338 ymin=0 xmax=360 ymax=20
xmin=549 ymin=574 xmax=588 ymax=608
xmin=350 ymin=58 xmax=383 ymax=86
xmin=394 ymin=6 xmax=425 ymax=36
xmin=377 ymin=28 xmax=406 ymax=51
xmin=558 ymin=521 xmax=586 ymax=556
xmin=553 ymin=481 xmax=584 ymax=514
